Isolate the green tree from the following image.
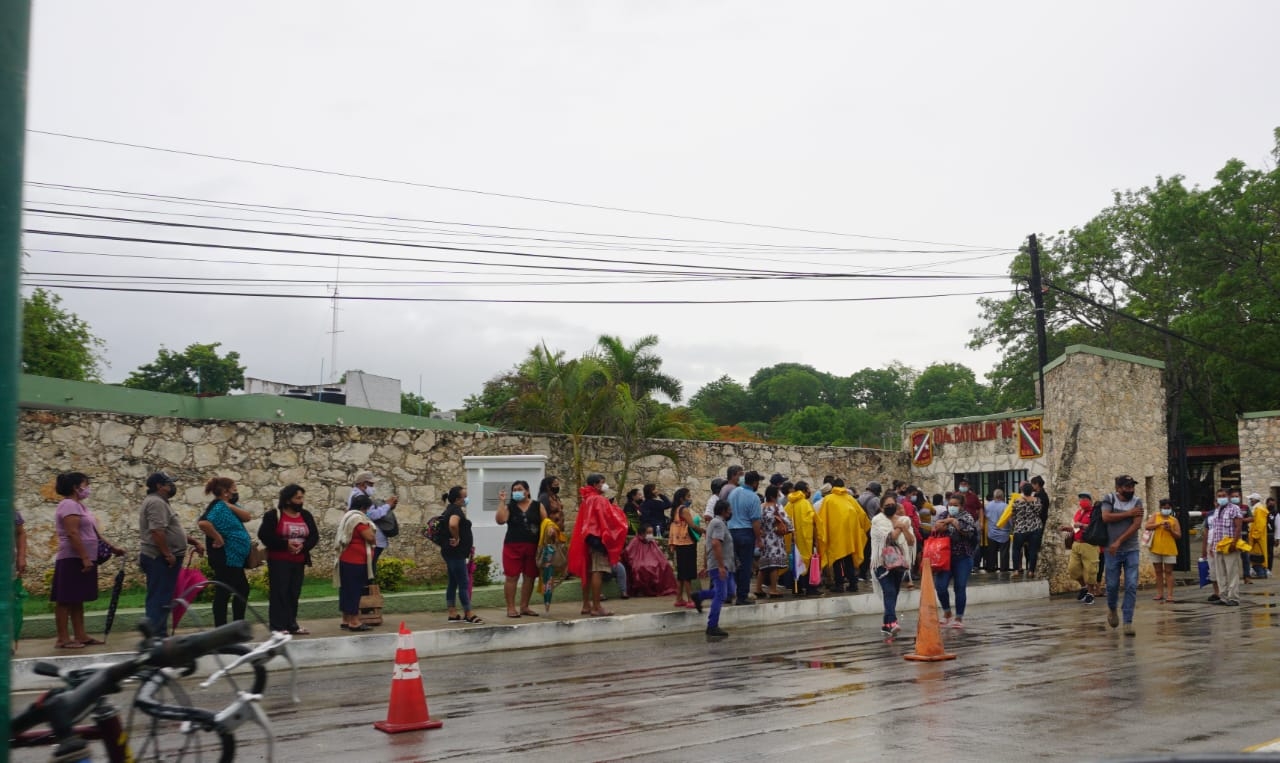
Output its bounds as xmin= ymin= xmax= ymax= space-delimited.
xmin=400 ymin=391 xmax=437 ymax=417
xmin=458 ymin=369 xmax=523 ymax=425
xmin=608 ymin=386 xmax=691 ymax=496
xmin=688 ymin=375 xmax=756 ymax=425
xmin=749 ymin=363 xmax=827 ymax=420
xmin=21 ymin=288 xmax=105 ymax=381
xmin=123 ymin=342 xmax=246 ymax=395
xmin=594 ymin=334 xmax=683 ymax=402
xmin=906 ymin=363 xmax=988 ymax=421
xmin=511 ymin=343 xmax=614 ymax=489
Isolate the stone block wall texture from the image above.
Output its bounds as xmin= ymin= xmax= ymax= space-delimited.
xmin=1040 ymin=351 xmax=1168 ymax=593
xmin=1239 ymin=414 xmax=1280 ymax=502
xmin=17 ymin=409 xmax=908 ymax=593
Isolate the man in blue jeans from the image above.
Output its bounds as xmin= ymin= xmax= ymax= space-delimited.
xmin=692 ymin=499 xmax=736 ymax=641
xmin=137 ymin=472 xmax=204 ymax=636
xmin=1102 ymin=475 xmax=1144 ymax=636
xmin=727 ymin=470 xmax=763 ymax=605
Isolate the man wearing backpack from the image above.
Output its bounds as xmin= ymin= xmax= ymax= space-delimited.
xmin=1101 ymin=475 xmax=1145 ymax=636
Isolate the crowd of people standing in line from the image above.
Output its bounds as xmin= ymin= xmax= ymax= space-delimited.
xmin=34 ymin=464 xmax=1280 ymax=649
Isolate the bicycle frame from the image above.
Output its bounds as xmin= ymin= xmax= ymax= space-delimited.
xmin=10 ymin=694 xmax=134 ymax=762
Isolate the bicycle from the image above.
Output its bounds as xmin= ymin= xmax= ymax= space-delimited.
xmin=11 ymin=620 xmax=299 ymax=762
xmin=11 ymin=620 xmax=254 ymax=762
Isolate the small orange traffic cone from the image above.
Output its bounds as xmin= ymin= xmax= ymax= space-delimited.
xmin=373 ymin=622 xmax=444 ymax=733
xmin=904 ymin=557 xmax=956 ymax=662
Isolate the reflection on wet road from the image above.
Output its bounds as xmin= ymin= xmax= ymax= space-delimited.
xmin=19 ymin=586 xmax=1280 ymax=762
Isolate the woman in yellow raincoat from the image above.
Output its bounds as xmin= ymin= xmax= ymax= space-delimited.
xmin=1249 ymin=494 xmax=1269 ymax=578
xmin=786 ymin=482 xmax=818 ymax=596
xmin=816 ymin=479 xmax=870 ymax=593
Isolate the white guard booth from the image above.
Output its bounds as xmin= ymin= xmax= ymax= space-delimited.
xmin=462 ymin=455 xmax=547 ymax=566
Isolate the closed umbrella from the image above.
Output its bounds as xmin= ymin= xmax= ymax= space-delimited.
xmin=101 ymin=558 xmax=127 ymax=643
xmin=172 ymin=555 xmax=208 ymax=632
xmin=466 ymin=548 xmax=476 ymax=600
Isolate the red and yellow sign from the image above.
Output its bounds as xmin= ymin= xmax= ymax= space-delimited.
xmin=1017 ymin=416 xmax=1044 ymax=459
xmin=910 ymin=429 xmax=933 ymax=466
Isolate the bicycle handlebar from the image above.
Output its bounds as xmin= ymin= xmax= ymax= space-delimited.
xmin=10 ymin=620 xmax=255 ymax=740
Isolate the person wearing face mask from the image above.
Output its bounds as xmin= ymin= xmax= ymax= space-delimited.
xmin=1064 ymin=492 xmax=1099 ymax=604
xmin=931 ymin=496 xmax=978 ymax=628
xmin=870 ymin=496 xmax=912 ymax=637
xmin=1203 ymin=487 xmax=1244 ymax=606
xmin=690 ymin=499 xmax=736 ymax=641
xmin=51 ymin=472 xmax=124 ymax=649
xmin=1100 ymin=475 xmax=1145 ymax=635
xmin=622 ymin=524 xmax=677 ymax=597
xmin=569 ymin=473 xmax=628 ymax=617
xmin=1268 ymin=497 xmax=1279 ymax=575
xmin=197 ymin=476 xmax=253 ymax=627
xmin=639 ymin=484 xmax=672 ymax=539
xmin=139 ymin=472 xmax=204 ymax=638
xmin=258 ymin=484 xmax=320 ymax=635
xmin=1144 ymin=498 xmax=1182 ymax=603
xmin=440 ymin=486 xmax=481 ymax=624
xmin=348 ymin=471 xmax=398 ymax=579
xmin=537 ymin=475 xmax=563 ymax=521
xmin=668 ymin=487 xmax=699 ymax=608
xmin=1007 ymin=483 xmax=1045 ymax=579
xmin=497 ymin=479 xmax=546 ymax=618
xmin=1230 ymin=489 xmax=1254 ymax=583
xmin=956 ymin=479 xmax=983 ymax=522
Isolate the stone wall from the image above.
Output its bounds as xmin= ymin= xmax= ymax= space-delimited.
xmin=1039 ymin=348 xmax=1168 ymax=592
xmin=1239 ymin=412 xmax=1280 ymax=503
xmin=17 ymin=408 xmax=908 ymax=593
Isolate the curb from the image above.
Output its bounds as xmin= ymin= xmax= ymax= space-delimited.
xmin=10 ymin=579 xmax=1048 ymax=692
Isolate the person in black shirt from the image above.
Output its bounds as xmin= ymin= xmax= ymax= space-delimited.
xmin=497 ymin=480 xmax=546 ymax=618
xmin=639 ymin=484 xmax=672 ymax=538
xmin=440 ymin=486 xmax=481 ymax=624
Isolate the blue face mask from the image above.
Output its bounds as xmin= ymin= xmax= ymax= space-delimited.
xmin=463 ymin=496 xmax=470 ymax=507
xmin=1230 ymin=497 xmax=1241 ymax=505
xmin=512 ymin=491 xmax=526 ymax=502
xmin=947 ymin=506 xmax=960 ymax=517
xmin=1217 ymin=497 xmax=1229 ymax=507
xmin=1161 ymin=509 xmax=1173 ymax=516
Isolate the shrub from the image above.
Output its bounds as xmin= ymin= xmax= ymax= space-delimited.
xmin=374 ymin=556 xmax=415 ymax=592
xmin=472 ymin=555 xmax=493 ymax=587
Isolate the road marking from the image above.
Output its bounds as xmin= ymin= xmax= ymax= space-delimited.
xmin=1243 ymin=737 xmax=1280 ymax=752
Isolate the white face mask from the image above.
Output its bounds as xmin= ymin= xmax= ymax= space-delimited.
xmin=364 ymin=486 xmax=375 ymax=497
xmin=600 ymin=483 xmax=609 ymax=493
xmin=1161 ymin=509 xmax=1173 ymax=516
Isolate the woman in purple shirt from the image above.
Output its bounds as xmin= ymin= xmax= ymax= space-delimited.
xmin=51 ymin=471 xmax=123 ymax=648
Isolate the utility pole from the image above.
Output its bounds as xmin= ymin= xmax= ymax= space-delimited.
xmin=1027 ymin=234 xmax=1049 ymax=407
xmin=0 ymin=0 xmax=33 ymax=740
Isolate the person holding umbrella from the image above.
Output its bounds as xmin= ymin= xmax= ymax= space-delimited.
xmin=138 ymin=472 xmax=204 ymax=637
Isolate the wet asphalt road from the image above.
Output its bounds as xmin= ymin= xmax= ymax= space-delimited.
xmin=16 ymin=582 xmax=1280 ymax=762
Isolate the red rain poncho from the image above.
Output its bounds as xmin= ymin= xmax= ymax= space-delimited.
xmin=567 ymin=485 xmax=629 ymax=580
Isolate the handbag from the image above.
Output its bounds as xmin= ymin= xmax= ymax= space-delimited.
xmin=808 ymin=549 xmax=822 ymax=587
xmin=1140 ymin=528 xmax=1153 ymax=549
xmin=923 ymin=535 xmax=951 ymax=572
xmin=245 ymin=542 xmax=267 ymax=570
xmin=94 ymin=539 xmax=114 ymax=565
xmin=881 ymin=543 xmax=907 ymax=571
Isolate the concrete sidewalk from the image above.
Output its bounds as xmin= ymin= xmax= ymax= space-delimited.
xmin=11 ymin=574 xmax=1050 ymax=691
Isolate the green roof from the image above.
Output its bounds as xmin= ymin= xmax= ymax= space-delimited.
xmin=1042 ymin=344 xmax=1165 ymax=374
xmin=19 ymin=375 xmax=487 ymax=432
xmin=904 ymin=409 xmax=1043 ymax=428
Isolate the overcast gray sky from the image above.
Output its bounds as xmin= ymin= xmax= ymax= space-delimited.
xmin=21 ymin=1 xmax=1280 ymax=409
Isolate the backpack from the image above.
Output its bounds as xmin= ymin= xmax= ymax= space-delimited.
xmin=424 ymin=513 xmax=448 ymax=547
xmin=373 ymin=509 xmax=400 ymax=538
xmin=880 ymin=543 xmax=907 ymax=572
xmin=1081 ymin=495 xmax=1111 ymax=547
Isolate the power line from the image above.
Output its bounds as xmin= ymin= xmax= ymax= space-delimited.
xmin=27 ymin=185 xmax=1010 ymax=256
xmin=24 ymin=282 xmax=1015 ymax=305
xmin=29 ymin=130 xmax=1007 ymax=249
xmin=23 ymin=228 xmax=1009 ymax=281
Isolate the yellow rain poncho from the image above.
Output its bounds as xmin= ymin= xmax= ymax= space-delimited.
xmin=785 ymin=490 xmax=817 ymax=565
xmin=1251 ymin=502 xmax=1269 ymax=568
xmin=817 ymin=487 xmax=871 ymax=568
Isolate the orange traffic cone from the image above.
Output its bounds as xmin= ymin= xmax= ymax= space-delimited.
xmin=904 ymin=557 xmax=956 ymax=662
xmin=373 ymin=622 xmax=444 ymax=733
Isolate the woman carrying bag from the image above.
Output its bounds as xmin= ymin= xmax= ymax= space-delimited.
xmin=335 ymin=494 xmax=377 ymax=632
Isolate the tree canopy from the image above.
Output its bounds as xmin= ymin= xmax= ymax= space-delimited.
xmin=123 ymin=342 xmax=246 ymax=396
xmin=21 ymin=288 xmax=105 ymax=381
xmin=971 ymin=127 xmax=1280 ymax=444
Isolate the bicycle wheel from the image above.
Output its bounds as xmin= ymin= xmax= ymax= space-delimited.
xmin=127 ymin=644 xmax=265 ymax=763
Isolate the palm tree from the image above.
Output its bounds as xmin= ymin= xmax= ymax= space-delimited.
xmin=512 ymin=343 xmax=614 ymax=489
xmin=595 ymin=334 xmax=683 ymax=403
xmin=609 ymin=384 xmax=692 ymax=497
